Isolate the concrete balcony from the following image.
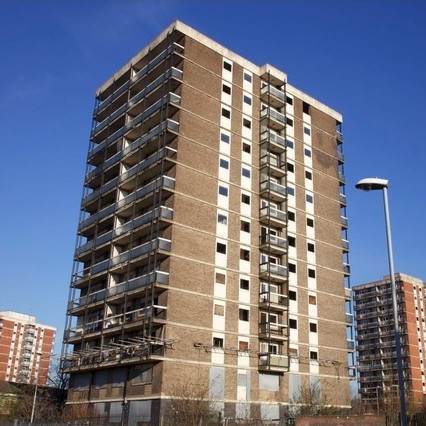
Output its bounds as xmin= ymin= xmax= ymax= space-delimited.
xmin=260 ymin=180 xmax=287 ymax=203
xmin=258 ymin=322 xmax=288 ymax=341
xmin=260 ymin=107 xmax=286 ymax=131
xmin=260 ymin=84 xmax=286 ymax=108
xmin=258 ymin=353 xmax=289 ymax=372
xmin=94 ymin=42 xmax=183 ymax=115
xmin=260 ymin=155 xmax=286 ymax=179
xmin=260 ymin=130 xmax=286 ymax=154
xmin=259 ymin=262 xmax=288 ymax=283
xmin=74 ymin=206 xmax=173 ymax=260
xmin=259 ymin=291 xmax=288 ymax=311
xmin=259 ymin=206 xmax=287 ymax=228
xmin=259 ymin=234 xmax=287 ymax=255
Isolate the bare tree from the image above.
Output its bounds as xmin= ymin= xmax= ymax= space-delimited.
xmin=164 ymin=380 xmax=217 ymax=426
xmin=10 ymin=386 xmax=61 ymax=423
xmin=289 ymin=381 xmax=340 ymax=417
xmin=61 ymin=403 xmax=97 ymax=423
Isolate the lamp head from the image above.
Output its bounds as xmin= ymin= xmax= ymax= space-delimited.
xmin=355 ymin=177 xmax=389 ymax=191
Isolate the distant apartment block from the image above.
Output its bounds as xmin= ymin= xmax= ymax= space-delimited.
xmin=353 ymin=273 xmax=426 ymax=411
xmin=0 ymin=311 xmax=55 ymax=385
xmin=62 ymin=20 xmax=353 ymax=424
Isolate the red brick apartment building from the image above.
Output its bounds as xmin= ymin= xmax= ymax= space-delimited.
xmin=354 ymin=273 xmax=426 ymax=411
xmin=62 ymin=21 xmax=354 ymax=424
xmin=0 ymin=311 xmax=55 ymax=385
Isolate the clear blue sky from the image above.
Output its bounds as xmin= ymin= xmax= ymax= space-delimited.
xmin=1 ymin=0 xmax=425 ymax=355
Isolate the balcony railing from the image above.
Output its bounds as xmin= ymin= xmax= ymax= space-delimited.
xmin=78 ymin=175 xmax=175 ymax=233
xmin=68 ymin=271 xmax=169 ymax=311
xmin=92 ymin=67 xmax=183 ymax=137
xmin=259 ymin=353 xmax=289 ymax=370
xmin=260 ymin=130 xmax=286 ymax=154
xmin=90 ymin=91 xmax=180 ymax=149
xmin=260 ymin=180 xmax=287 ymax=202
xmin=259 ymin=322 xmax=288 ymax=339
xmin=259 ymin=262 xmax=288 ymax=279
xmin=343 ymin=263 xmax=351 ymax=275
xmin=74 ymin=237 xmax=171 ymax=280
xmin=259 ymin=206 xmax=287 ymax=227
xmin=342 ymin=239 xmax=350 ymax=251
xmin=260 ymin=107 xmax=286 ymax=130
xmin=259 ymin=291 xmax=288 ymax=308
xmin=65 ymin=304 xmax=167 ymax=341
xmin=95 ymin=42 xmax=183 ymax=115
xmin=344 ymin=287 xmax=352 ymax=300
xmin=82 ymin=145 xmax=176 ymax=209
xmin=259 ymin=234 xmax=287 ymax=255
xmin=76 ymin=206 xmax=172 ymax=257
xmin=89 ymin=114 xmax=178 ymax=162
xmin=260 ymin=84 xmax=286 ymax=106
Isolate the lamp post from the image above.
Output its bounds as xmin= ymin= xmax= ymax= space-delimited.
xmin=355 ymin=177 xmax=407 ymax=426
xmin=29 ymin=351 xmax=43 ymax=424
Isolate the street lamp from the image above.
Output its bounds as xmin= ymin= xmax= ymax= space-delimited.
xmin=355 ymin=177 xmax=407 ymax=426
xmin=29 ymin=351 xmax=43 ymax=424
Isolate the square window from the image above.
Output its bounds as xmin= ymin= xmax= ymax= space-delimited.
xmin=304 ymin=148 xmax=312 ymax=157
xmin=287 ymin=186 xmax=295 ymax=196
xmin=307 ymin=217 xmax=314 ymax=227
xmin=240 ymin=278 xmax=250 ymax=290
xmin=304 ymin=127 xmax=311 ymax=136
xmin=239 ymin=309 xmax=249 ymax=321
xmin=216 ymin=272 xmax=226 ymax=284
xmin=217 ymin=243 xmax=227 ymax=254
xmin=308 ymin=268 xmax=316 ymax=278
xmin=214 ymin=304 xmax=224 ymax=316
xmin=289 ymin=263 xmax=296 ymax=273
xmin=242 ymin=168 xmax=250 ymax=178
xmin=213 ymin=337 xmax=224 ymax=348
xmin=303 ymin=102 xmax=310 ymax=115
xmin=221 ymin=108 xmax=231 ymax=119
xmin=241 ymin=221 xmax=250 ymax=233
xmin=288 ymin=211 xmax=295 ymax=222
xmin=241 ymin=194 xmax=250 ymax=205
xmin=220 ymin=158 xmax=229 ymax=169
xmin=287 ymin=163 xmax=294 ymax=173
xmin=310 ymin=351 xmax=318 ymax=360
xmin=222 ymin=84 xmax=231 ymax=95
xmin=305 ymin=171 xmax=312 ymax=180
xmin=239 ymin=340 xmax=249 ymax=351
xmin=220 ymin=132 xmax=230 ymax=144
xmin=240 ymin=249 xmax=250 ymax=261
xmin=306 ymin=194 xmax=313 ymax=203
xmin=289 ymin=319 xmax=297 ymax=329
xmin=218 ymin=214 xmax=227 ymax=225
xmin=243 ymin=95 xmax=252 ymax=105
xmin=310 ymin=323 xmax=317 ymax=333
xmin=286 ymin=96 xmax=293 ymax=105
xmin=286 ymin=140 xmax=294 ymax=149
xmin=223 ymin=61 xmax=232 ymax=72
xmin=288 ymin=236 xmax=296 ymax=247
xmin=243 ymin=73 xmax=252 ymax=83
xmin=286 ymin=117 xmax=293 ymax=126
xmin=307 ymin=243 xmax=315 ymax=252
xmin=242 ymin=142 xmax=251 ymax=153
xmin=289 ymin=290 xmax=297 ymax=301
xmin=243 ymin=118 xmax=251 ymax=129
xmin=219 ymin=186 xmax=228 ymax=197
